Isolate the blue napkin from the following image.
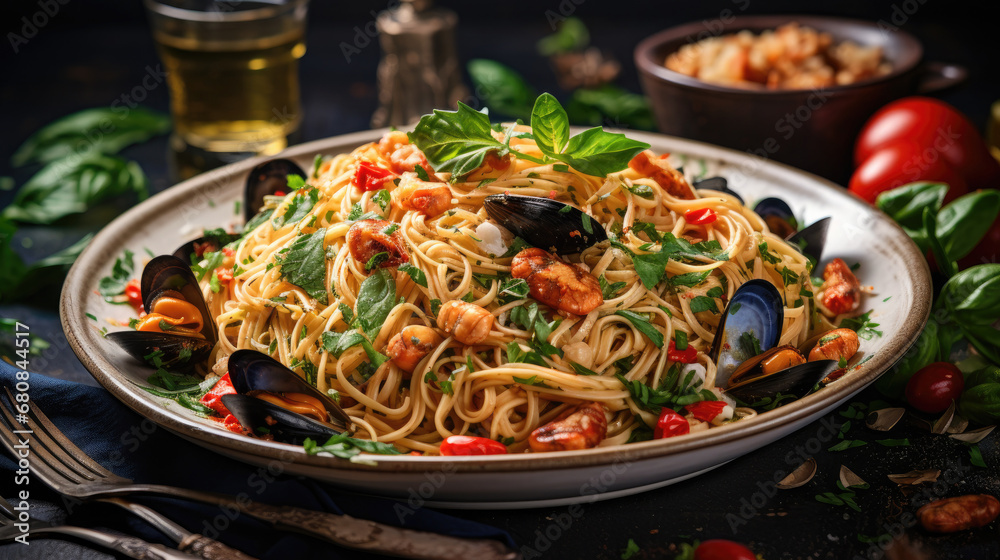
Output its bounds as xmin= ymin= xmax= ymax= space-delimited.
xmin=0 ymin=362 xmax=515 ymax=558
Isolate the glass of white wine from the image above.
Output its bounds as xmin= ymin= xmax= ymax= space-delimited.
xmin=144 ymin=0 xmax=309 ymax=179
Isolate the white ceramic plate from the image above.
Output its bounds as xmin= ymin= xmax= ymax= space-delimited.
xmin=61 ymin=129 xmax=931 ymax=508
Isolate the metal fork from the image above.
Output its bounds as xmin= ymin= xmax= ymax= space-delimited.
xmin=0 ymin=492 xmax=199 ymax=559
xmin=0 ymin=388 xmax=519 ymax=560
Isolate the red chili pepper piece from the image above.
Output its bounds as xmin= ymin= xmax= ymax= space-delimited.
xmin=200 ymin=373 xmax=237 ymax=417
xmin=124 ymin=278 xmax=143 ymax=315
xmin=684 ymin=208 xmax=718 ymax=225
xmin=222 ymin=414 xmax=245 ymax=434
xmin=214 ymin=266 xmax=234 ymax=283
xmin=439 ymin=435 xmax=508 ymax=456
xmin=684 ymin=400 xmax=727 ymax=423
xmin=352 ymin=161 xmax=396 ymax=192
xmin=654 ymin=408 xmax=690 ymax=439
xmin=667 ymin=340 xmax=698 ymax=363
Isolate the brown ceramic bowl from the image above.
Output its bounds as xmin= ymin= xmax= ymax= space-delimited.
xmin=635 ymin=15 xmax=966 ymax=183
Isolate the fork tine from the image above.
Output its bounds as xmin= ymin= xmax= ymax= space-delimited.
xmin=0 ymin=391 xmax=93 ymax=488
xmin=14 ymin=388 xmax=121 ymax=480
xmin=0 ymin=493 xmax=15 ymax=520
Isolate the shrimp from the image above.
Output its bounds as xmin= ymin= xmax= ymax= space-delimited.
xmin=511 ymin=248 xmax=603 ymax=315
xmin=377 ymin=130 xmax=435 ymax=176
xmin=627 ymin=150 xmax=696 ymax=200
xmin=386 ymin=325 xmax=443 ymax=374
xmin=346 ymin=219 xmax=409 ymax=271
xmin=808 ymin=328 xmax=860 ymax=363
xmin=529 ymin=402 xmax=608 ymax=452
xmin=817 ymin=258 xmax=861 ymax=316
xmin=436 ymin=300 xmax=494 ymax=345
xmin=393 ymin=174 xmax=453 ymax=217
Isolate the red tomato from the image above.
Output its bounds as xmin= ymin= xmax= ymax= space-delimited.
xmin=439 ymin=435 xmax=508 ymax=456
xmin=684 ymin=401 xmax=727 ymax=423
xmin=654 ymin=408 xmax=690 ymax=439
xmin=667 ymin=340 xmax=698 ymax=364
xmin=200 ymin=373 xmax=237 ymax=417
xmin=214 ymin=266 xmax=234 ymax=283
xmin=905 ymin=362 xmax=964 ymax=413
xmin=957 ymin=215 xmax=1000 ymax=269
xmin=854 ymin=97 xmax=1000 ymax=188
xmin=684 ymin=208 xmax=718 ymax=225
xmin=124 ymin=278 xmax=143 ymax=315
xmin=352 ymin=161 xmax=396 ymax=192
xmin=693 ymin=539 xmax=756 ymax=560
xmin=849 ymin=142 xmax=968 ymax=204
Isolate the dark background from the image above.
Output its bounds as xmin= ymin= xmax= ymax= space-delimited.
xmin=1 ymin=1 xmax=998 ymax=559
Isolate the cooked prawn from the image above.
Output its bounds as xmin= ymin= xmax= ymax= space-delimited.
xmin=437 ymin=300 xmax=494 ymax=345
xmin=817 ymin=258 xmax=861 ymax=316
xmin=529 ymin=402 xmax=608 ymax=452
xmin=393 ymin=174 xmax=453 ymax=217
xmin=346 ymin=219 xmax=409 ymax=271
xmin=511 ymin=248 xmax=603 ymax=315
xmin=386 ymin=325 xmax=443 ymax=374
xmin=628 ymin=150 xmax=695 ymax=200
xmin=377 ymin=130 xmax=435 ymax=176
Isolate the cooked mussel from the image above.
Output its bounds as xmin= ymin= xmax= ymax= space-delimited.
xmin=725 ymin=346 xmax=838 ymax=402
xmin=224 ymin=349 xmax=351 ymax=442
xmin=692 ymin=176 xmax=743 ymax=204
xmin=708 ymin=279 xmax=784 ymax=388
xmin=483 ymin=193 xmax=608 ymax=254
xmin=754 ymin=197 xmax=830 ymax=261
xmin=244 ymin=158 xmax=306 ymax=223
xmin=106 ymin=255 xmax=217 ymax=370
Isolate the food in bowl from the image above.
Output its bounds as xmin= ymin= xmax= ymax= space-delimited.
xmin=665 ymin=22 xmax=891 ymax=89
xmin=103 ymin=95 xmax=874 ymax=457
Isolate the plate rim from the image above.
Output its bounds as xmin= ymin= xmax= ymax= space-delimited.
xmin=60 ymin=127 xmax=932 ymax=474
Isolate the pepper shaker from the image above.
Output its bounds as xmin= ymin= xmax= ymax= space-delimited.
xmin=371 ymin=0 xmax=467 ymax=128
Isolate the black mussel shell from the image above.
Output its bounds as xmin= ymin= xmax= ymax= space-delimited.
xmin=693 ymin=176 xmax=743 ymax=204
xmin=726 ymin=359 xmax=838 ymax=402
xmin=787 ymin=217 xmax=830 ymax=262
xmin=140 ymin=256 xmax=217 ymax=347
xmin=245 ymin=158 xmax=306 ymax=222
xmin=173 ymin=230 xmax=241 ymax=264
xmin=227 ymin=349 xmax=351 ymax=429
xmin=221 ymin=394 xmax=339 ymax=444
xmin=483 ymin=194 xmax=608 ymax=254
xmin=754 ymin=197 xmax=797 ymax=238
xmin=708 ymin=279 xmax=784 ymax=388
xmin=106 ymin=331 xmax=213 ymax=371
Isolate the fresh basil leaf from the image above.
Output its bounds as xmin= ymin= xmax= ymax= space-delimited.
xmin=569 ymin=362 xmax=601 ymax=376
xmin=243 ymin=208 xmax=274 ymax=234
xmin=669 ymin=271 xmax=710 ymax=288
xmin=467 ymin=59 xmax=535 ymax=120
xmin=356 ymin=269 xmax=396 ymax=337
xmin=565 ymin=85 xmax=656 ymax=131
xmin=97 ymin=248 xmax=135 ymax=300
xmin=555 ymin=127 xmax=649 ymax=178
xmin=304 ymin=434 xmax=402 ymax=459
xmin=957 ymin=369 xmax=1000 ymax=425
xmin=689 ymin=296 xmax=719 ymax=314
xmin=961 ymin=323 xmax=1000 ymax=367
xmin=937 ymin=190 xmax=1000 ymax=261
xmin=12 ymin=233 xmax=92 ymax=303
xmin=11 ymin=107 xmax=170 ymax=167
xmin=359 ymin=337 xmax=390 ymax=368
xmin=615 ymin=310 xmax=664 ymax=348
xmin=3 ymin=154 xmax=149 ymax=224
xmin=840 ymin=310 xmax=883 ymax=340
xmin=274 ymin=188 xmax=319 ymax=228
xmin=398 ymin=262 xmax=428 ymax=288
xmin=531 ymin=92 xmax=571 ymax=157
xmin=875 ymin=320 xmax=939 ymax=399
xmin=280 ymin=228 xmax=329 ymax=304
xmin=513 ymin=374 xmax=554 ymax=389
xmin=408 ymin=102 xmax=508 ymax=177
xmin=321 ymin=330 xmax=365 ymax=358
xmin=633 ymin=252 xmax=670 ymax=289
xmin=923 ymin=207 xmax=956 ymax=277
xmin=875 ymin=182 xmax=948 ymax=231
xmin=598 ymin=275 xmax=626 ymax=299
xmin=536 ymin=16 xmax=589 ymax=56
xmin=940 ymin=264 xmax=1000 ymax=326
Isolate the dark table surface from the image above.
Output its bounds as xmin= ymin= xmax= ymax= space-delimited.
xmin=1 ymin=1 xmax=999 ymax=558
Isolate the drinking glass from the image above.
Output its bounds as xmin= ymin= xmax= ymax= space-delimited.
xmin=144 ymin=0 xmax=309 ymax=179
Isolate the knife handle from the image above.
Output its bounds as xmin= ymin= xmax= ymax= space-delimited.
xmin=241 ymin=503 xmax=518 ymax=560
xmin=179 ymin=535 xmax=259 ymax=560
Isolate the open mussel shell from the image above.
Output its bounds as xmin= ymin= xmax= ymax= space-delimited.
xmin=227 ymin=349 xmax=351 ymax=430
xmin=483 ymin=193 xmax=608 ymax=254
xmin=107 ymin=255 xmax=218 ymax=370
xmin=787 ymin=217 xmax=830 ymax=262
xmin=709 ymin=279 xmax=784 ymax=387
xmin=726 ymin=357 xmax=838 ymax=402
xmin=172 ymin=230 xmax=241 ymax=264
xmin=221 ymin=394 xmax=339 ymax=444
xmin=245 ymin=158 xmax=305 ymax=222
xmin=692 ymin=176 xmax=743 ymax=204
xmin=754 ymin=197 xmax=798 ymax=238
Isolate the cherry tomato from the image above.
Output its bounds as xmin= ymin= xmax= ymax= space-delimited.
xmin=124 ymin=278 xmax=144 ymax=315
xmin=439 ymin=435 xmax=508 ymax=456
xmin=667 ymin=340 xmax=698 ymax=364
xmin=684 ymin=401 xmax=727 ymax=423
xmin=352 ymin=161 xmax=396 ymax=192
xmin=684 ymin=208 xmax=718 ymax=225
xmin=214 ymin=266 xmax=234 ymax=283
xmin=849 ymin=142 xmax=968 ymax=204
xmin=693 ymin=539 xmax=756 ymax=560
xmin=854 ymin=96 xmax=1000 ymax=188
xmin=905 ymin=362 xmax=964 ymax=413
xmin=653 ymin=408 xmax=690 ymax=439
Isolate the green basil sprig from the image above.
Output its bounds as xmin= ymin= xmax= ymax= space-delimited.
xmin=957 ymin=366 xmax=1000 ymax=425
